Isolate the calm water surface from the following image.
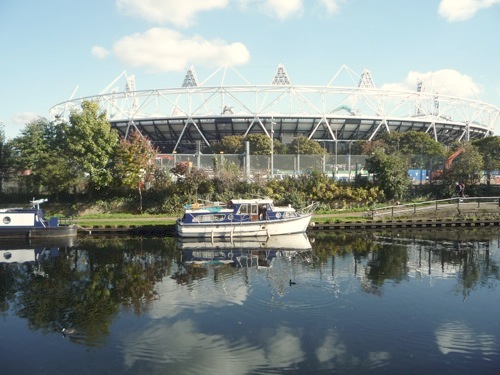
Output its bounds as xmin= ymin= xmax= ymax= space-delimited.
xmin=1 ymin=229 xmax=499 ymax=374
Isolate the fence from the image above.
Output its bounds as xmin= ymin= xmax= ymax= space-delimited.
xmin=156 ymin=153 xmax=369 ymax=181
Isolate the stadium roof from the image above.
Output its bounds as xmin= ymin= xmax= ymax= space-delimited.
xmin=51 ymin=65 xmax=499 ymax=153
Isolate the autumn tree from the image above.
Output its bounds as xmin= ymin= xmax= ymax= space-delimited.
xmin=113 ymin=131 xmax=158 ymax=212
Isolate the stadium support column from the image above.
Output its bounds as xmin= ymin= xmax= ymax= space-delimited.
xmin=196 ymin=141 xmax=201 ymax=169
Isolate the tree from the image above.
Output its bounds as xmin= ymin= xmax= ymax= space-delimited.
xmin=246 ymin=134 xmax=272 ymax=155
xmin=9 ymin=118 xmax=48 ymax=194
xmin=0 ymin=123 xmax=15 ymax=193
xmin=444 ymin=143 xmax=483 ymax=195
xmin=214 ymin=135 xmax=245 ymax=154
xmin=366 ymin=149 xmax=412 ymax=200
xmin=10 ymin=118 xmax=78 ymax=198
xmin=472 ymin=136 xmax=500 ymax=187
xmin=67 ymin=101 xmax=119 ymax=197
xmin=215 ymin=134 xmax=285 ymax=155
xmin=380 ymin=131 xmax=445 ymax=168
xmin=288 ymin=136 xmax=326 ymax=155
xmin=113 ymin=131 xmax=158 ymax=212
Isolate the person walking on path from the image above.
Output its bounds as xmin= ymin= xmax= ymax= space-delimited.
xmin=459 ymin=181 xmax=466 ymax=198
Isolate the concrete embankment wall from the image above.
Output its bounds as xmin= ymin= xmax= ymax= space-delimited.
xmin=76 ymin=217 xmax=500 ymax=236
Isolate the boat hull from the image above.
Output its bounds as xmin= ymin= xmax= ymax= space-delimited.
xmin=177 ymin=213 xmax=312 ymax=238
xmin=0 ymin=224 xmax=78 ymax=239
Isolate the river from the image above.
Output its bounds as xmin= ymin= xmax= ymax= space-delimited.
xmin=1 ymin=228 xmax=499 ymax=374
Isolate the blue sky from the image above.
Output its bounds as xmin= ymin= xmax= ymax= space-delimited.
xmin=1 ymin=0 xmax=499 ymax=140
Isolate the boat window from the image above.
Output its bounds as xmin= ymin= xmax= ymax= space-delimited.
xmin=3 ymin=216 xmax=11 ymax=224
xmin=193 ymin=214 xmax=225 ymax=223
xmin=238 ymin=204 xmax=248 ymax=215
xmin=251 ymin=204 xmax=258 ymax=215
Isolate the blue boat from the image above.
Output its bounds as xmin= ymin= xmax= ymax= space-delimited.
xmin=0 ymin=198 xmax=77 ymax=239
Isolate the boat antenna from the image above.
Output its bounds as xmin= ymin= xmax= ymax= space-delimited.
xmin=31 ymin=198 xmax=48 ymax=209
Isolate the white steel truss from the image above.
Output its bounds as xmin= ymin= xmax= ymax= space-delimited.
xmin=50 ymin=65 xmax=499 ymax=153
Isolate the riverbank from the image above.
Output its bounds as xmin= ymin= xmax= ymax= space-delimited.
xmin=74 ymin=203 xmax=500 ymax=236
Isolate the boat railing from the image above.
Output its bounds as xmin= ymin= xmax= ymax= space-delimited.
xmin=298 ymin=202 xmax=319 ymax=215
xmin=184 ymin=201 xmax=227 ymax=211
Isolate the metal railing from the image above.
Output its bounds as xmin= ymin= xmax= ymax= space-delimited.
xmin=369 ymin=197 xmax=500 ymax=219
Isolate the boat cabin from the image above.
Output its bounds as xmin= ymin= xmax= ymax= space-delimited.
xmin=181 ymin=198 xmax=298 ymax=224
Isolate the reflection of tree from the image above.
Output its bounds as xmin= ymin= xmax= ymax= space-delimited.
xmin=453 ymin=248 xmax=500 ymax=300
xmin=309 ymin=231 xmax=379 ymax=261
xmin=8 ymin=237 xmax=177 ymax=346
xmin=0 ymin=264 xmax=21 ymax=316
xmin=3 ymin=230 xmax=499 ymax=349
xmin=309 ymin=229 xmax=500 ymax=298
xmin=171 ymin=261 xmax=244 ymax=286
xmin=363 ymin=245 xmax=409 ymax=292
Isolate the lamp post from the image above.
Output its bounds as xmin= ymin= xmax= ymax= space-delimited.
xmin=297 ymin=138 xmax=300 ymax=176
xmin=334 ymin=130 xmax=338 ymax=180
xmin=270 ymin=118 xmax=275 ymax=179
xmin=348 ymin=140 xmax=354 ymax=181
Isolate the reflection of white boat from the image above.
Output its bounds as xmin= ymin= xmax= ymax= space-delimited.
xmin=0 ymin=249 xmax=36 ymax=263
xmin=0 ymin=236 xmax=75 ymax=264
xmin=178 ymin=232 xmax=312 ymax=251
xmin=0 ymin=198 xmax=77 ymax=239
xmin=177 ymin=198 xmax=317 ymax=238
xmin=179 ymin=233 xmax=312 ymax=268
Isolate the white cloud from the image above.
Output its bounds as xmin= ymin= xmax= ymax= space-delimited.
xmin=261 ymin=0 xmax=304 ymax=19
xmin=315 ymin=329 xmax=347 ymax=363
xmin=150 ymin=272 xmax=249 ymax=319
xmin=435 ymin=321 xmax=497 ymax=356
xmin=116 ymin=0 xmax=229 ymax=28
xmin=238 ymin=0 xmax=303 ymax=19
xmin=318 ymin=0 xmax=342 ymax=15
xmin=122 ymin=320 xmax=268 ymax=373
xmin=266 ymin=327 xmax=306 ymax=367
xmin=112 ymin=28 xmax=250 ymax=72
xmin=91 ymin=46 xmax=110 ymax=59
xmin=438 ymin=0 xmax=500 ymax=22
xmin=381 ymin=69 xmax=482 ymax=99
xmin=12 ymin=112 xmax=40 ymax=126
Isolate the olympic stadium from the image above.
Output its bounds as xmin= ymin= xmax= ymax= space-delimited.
xmin=50 ymin=64 xmax=499 ymax=154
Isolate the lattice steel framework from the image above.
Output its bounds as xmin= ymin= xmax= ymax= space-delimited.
xmin=50 ymin=65 xmax=498 ymax=153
